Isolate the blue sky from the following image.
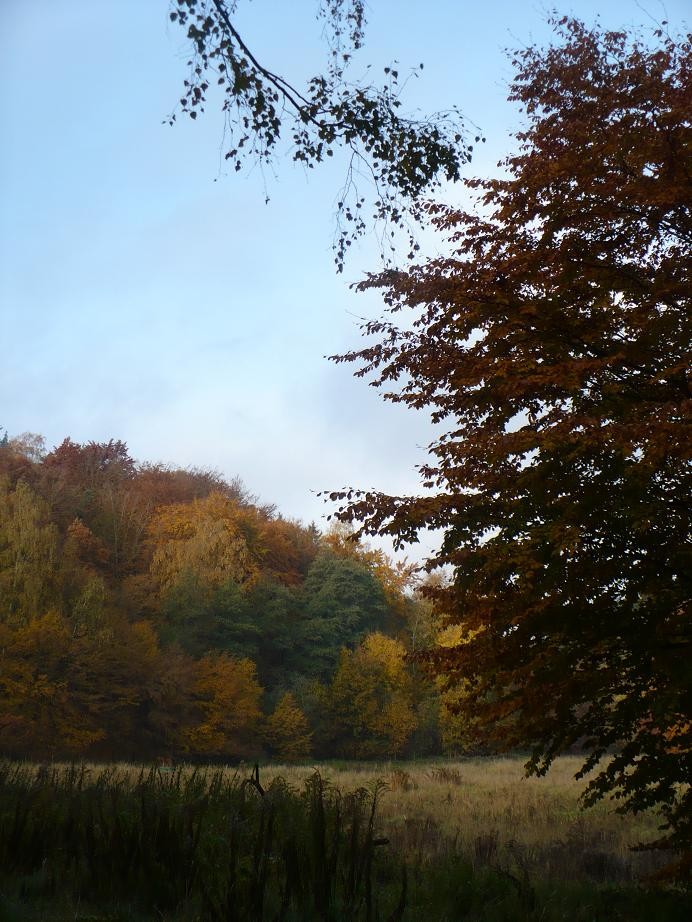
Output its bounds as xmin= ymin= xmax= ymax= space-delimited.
xmin=1 ymin=0 xmax=687 ymax=555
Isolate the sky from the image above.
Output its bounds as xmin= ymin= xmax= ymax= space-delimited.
xmin=1 ymin=0 xmax=687 ymax=558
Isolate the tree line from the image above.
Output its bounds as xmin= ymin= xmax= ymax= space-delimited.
xmin=0 ymin=432 xmax=474 ymax=763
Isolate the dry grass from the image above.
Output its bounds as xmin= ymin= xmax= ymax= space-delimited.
xmin=259 ymin=755 xmax=670 ymax=883
xmin=29 ymin=755 xmax=672 ymax=884
xmin=4 ymin=757 xmax=689 ymax=921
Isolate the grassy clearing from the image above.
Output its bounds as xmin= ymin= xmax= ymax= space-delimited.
xmin=262 ymin=756 xmax=669 ymax=883
xmin=0 ymin=757 xmax=688 ymax=921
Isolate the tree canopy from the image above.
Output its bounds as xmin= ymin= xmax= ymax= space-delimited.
xmin=0 ymin=435 xmax=453 ymax=764
xmin=168 ymin=0 xmax=473 ymax=269
xmin=331 ymin=18 xmax=691 ymax=860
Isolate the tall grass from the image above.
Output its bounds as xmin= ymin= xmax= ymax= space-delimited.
xmin=263 ymin=756 xmax=676 ymax=883
xmin=0 ymin=757 xmax=689 ymax=921
xmin=0 ymin=761 xmax=402 ymax=921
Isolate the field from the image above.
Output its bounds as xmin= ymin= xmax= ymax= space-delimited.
xmin=264 ymin=756 xmax=671 ymax=883
xmin=0 ymin=756 xmax=689 ymax=921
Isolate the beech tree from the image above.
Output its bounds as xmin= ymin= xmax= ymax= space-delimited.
xmin=182 ymin=652 xmax=263 ymax=758
xmin=168 ymin=0 xmax=473 ymax=269
xmin=327 ymin=632 xmax=417 ymax=758
xmin=0 ymin=481 xmax=59 ymax=624
xmin=332 ymin=20 xmax=691 ymax=859
xmin=148 ymin=491 xmax=260 ymax=594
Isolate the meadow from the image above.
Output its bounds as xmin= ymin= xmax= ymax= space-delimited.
xmin=264 ymin=756 xmax=672 ymax=884
xmin=0 ymin=756 xmax=689 ymax=922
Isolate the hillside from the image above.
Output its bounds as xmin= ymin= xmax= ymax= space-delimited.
xmin=0 ymin=433 xmax=464 ymax=763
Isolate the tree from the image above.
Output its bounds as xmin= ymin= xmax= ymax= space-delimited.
xmin=6 ymin=432 xmax=46 ymax=464
xmin=265 ymin=692 xmax=313 ymax=762
xmin=148 ymin=491 xmax=260 ymax=595
xmin=135 ymin=462 xmax=251 ymax=508
xmin=332 ymin=19 xmax=691 ymax=860
xmin=66 ymin=617 xmax=168 ymax=759
xmin=182 ymin=652 xmax=263 ymax=759
xmin=0 ymin=606 xmax=178 ymax=760
xmin=299 ymin=550 xmax=390 ymax=680
xmin=168 ymin=0 xmax=473 ymax=270
xmin=433 ymin=623 xmax=492 ymax=756
xmin=40 ymin=439 xmax=148 ymax=578
xmin=0 ymin=435 xmax=35 ymax=488
xmin=0 ymin=480 xmax=60 ymax=624
xmin=321 ymin=521 xmax=416 ymax=623
xmin=259 ymin=516 xmax=319 ymax=586
xmin=0 ymin=612 xmax=104 ymax=757
xmin=326 ymin=632 xmax=416 ymax=758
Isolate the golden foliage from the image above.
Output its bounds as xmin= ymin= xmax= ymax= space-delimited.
xmin=265 ymin=692 xmax=312 ymax=761
xmin=148 ymin=491 xmax=259 ymax=593
xmin=183 ymin=653 xmax=263 ymax=758
xmin=0 ymin=612 xmax=104 ymax=754
xmin=328 ymin=632 xmax=417 ymax=757
xmin=0 ymin=480 xmax=59 ymax=624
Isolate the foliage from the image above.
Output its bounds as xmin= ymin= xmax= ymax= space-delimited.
xmin=240 ymin=577 xmax=304 ymax=687
xmin=331 ymin=19 xmax=692 ymax=855
xmin=322 ymin=521 xmax=417 ymax=622
xmin=5 ymin=431 xmax=46 ymax=463
xmin=327 ymin=632 xmax=417 ymax=757
xmin=300 ymin=550 xmax=391 ymax=680
xmin=265 ymin=692 xmax=313 ymax=762
xmin=40 ymin=438 xmax=147 ymax=578
xmin=0 ymin=612 xmax=101 ymax=755
xmin=168 ymin=0 xmax=473 ymax=270
xmin=183 ymin=652 xmax=263 ymax=758
xmin=0 ymin=432 xmax=435 ymax=763
xmin=0 ymin=611 xmax=169 ymax=759
xmin=0 ymin=480 xmax=58 ymax=624
xmin=259 ymin=516 xmax=319 ymax=586
xmin=148 ymin=491 xmax=260 ymax=594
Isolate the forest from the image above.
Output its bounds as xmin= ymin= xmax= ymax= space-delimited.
xmin=0 ymin=432 xmax=464 ymax=764
xmin=2 ymin=3 xmax=690 ymax=917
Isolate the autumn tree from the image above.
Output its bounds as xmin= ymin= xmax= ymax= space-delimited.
xmin=39 ymin=438 xmax=150 ymax=579
xmin=182 ymin=652 xmax=263 ymax=759
xmin=0 ymin=434 xmax=449 ymax=762
xmin=265 ymin=692 xmax=313 ymax=762
xmin=259 ymin=516 xmax=319 ymax=586
xmin=0 ymin=480 xmax=59 ymax=624
xmin=6 ymin=432 xmax=46 ymax=464
xmin=66 ymin=616 xmax=171 ymax=759
xmin=149 ymin=491 xmax=261 ymax=593
xmin=432 ymin=623 xmax=492 ymax=756
xmin=326 ymin=632 xmax=417 ymax=758
xmin=41 ymin=439 xmax=136 ymax=524
xmin=147 ymin=491 xmax=264 ymax=653
xmin=0 ymin=610 xmax=170 ymax=759
xmin=0 ymin=437 xmax=35 ymax=488
xmin=0 ymin=612 xmax=103 ymax=757
xmin=333 ymin=20 xmax=691 ymax=857
xmin=120 ymin=463 xmax=250 ymax=618
xmin=135 ymin=462 xmax=251 ymax=508
xmin=168 ymin=0 xmax=473 ymax=269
